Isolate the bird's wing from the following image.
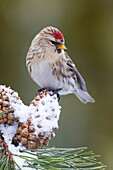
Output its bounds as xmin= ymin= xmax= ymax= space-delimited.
xmin=65 ymin=52 xmax=87 ymax=92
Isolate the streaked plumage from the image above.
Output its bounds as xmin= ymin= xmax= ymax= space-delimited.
xmin=26 ymin=26 xmax=95 ymax=104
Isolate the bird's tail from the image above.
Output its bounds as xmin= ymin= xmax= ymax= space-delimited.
xmin=74 ymin=89 xmax=95 ymax=104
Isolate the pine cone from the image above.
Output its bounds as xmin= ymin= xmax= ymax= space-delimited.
xmin=0 ymin=86 xmax=61 ymax=149
xmin=12 ymin=90 xmax=58 ymax=149
xmin=13 ymin=121 xmax=53 ymax=149
xmin=0 ymin=86 xmax=20 ymax=125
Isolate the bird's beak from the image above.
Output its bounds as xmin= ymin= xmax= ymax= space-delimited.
xmin=58 ymin=44 xmax=67 ymax=50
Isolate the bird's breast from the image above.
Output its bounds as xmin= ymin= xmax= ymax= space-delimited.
xmin=31 ymin=58 xmax=61 ymax=89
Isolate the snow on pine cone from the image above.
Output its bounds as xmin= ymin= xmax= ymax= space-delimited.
xmin=0 ymin=85 xmax=21 ymax=125
xmin=0 ymin=86 xmax=61 ymax=149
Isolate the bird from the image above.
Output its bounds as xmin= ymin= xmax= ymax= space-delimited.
xmin=26 ymin=26 xmax=95 ymax=104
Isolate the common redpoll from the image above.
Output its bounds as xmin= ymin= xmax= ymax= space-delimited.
xmin=26 ymin=26 xmax=95 ymax=104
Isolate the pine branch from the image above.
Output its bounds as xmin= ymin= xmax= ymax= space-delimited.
xmin=13 ymin=147 xmax=106 ymax=170
xmin=0 ymin=86 xmax=106 ymax=169
xmin=0 ymin=136 xmax=15 ymax=170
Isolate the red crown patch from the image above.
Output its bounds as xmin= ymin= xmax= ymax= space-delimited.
xmin=52 ymin=30 xmax=64 ymax=39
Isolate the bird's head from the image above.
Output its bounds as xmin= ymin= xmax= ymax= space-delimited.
xmin=32 ymin=26 xmax=67 ymax=54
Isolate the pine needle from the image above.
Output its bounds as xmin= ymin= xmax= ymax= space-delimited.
xmin=14 ymin=147 xmax=106 ymax=169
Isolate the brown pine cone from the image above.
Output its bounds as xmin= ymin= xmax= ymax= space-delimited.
xmin=0 ymin=86 xmax=61 ymax=149
xmin=12 ymin=89 xmax=59 ymax=149
xmin=0 ymin=86 xmax=20 ymax=125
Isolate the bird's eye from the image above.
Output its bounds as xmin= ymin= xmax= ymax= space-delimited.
xmin=50 ymin=40 xmax=60 ymax=46
xmin=50 ymin=40 xmax=57 ymax=45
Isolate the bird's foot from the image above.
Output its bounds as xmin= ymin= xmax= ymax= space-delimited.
xmin=36 ymin=88 xmax=62 ymax=102
xmin=36 ymin=88 xmax=46 ymax=95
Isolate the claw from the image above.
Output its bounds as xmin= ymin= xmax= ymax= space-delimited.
xmin=52 ymin=88 xmax=62 ymax=102
xmin=36 ymin=88 xmax=46 ymax=95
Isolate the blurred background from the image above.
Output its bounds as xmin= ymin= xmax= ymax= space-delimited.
xmin=0 ymin=0 xmax=113 ymax=168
